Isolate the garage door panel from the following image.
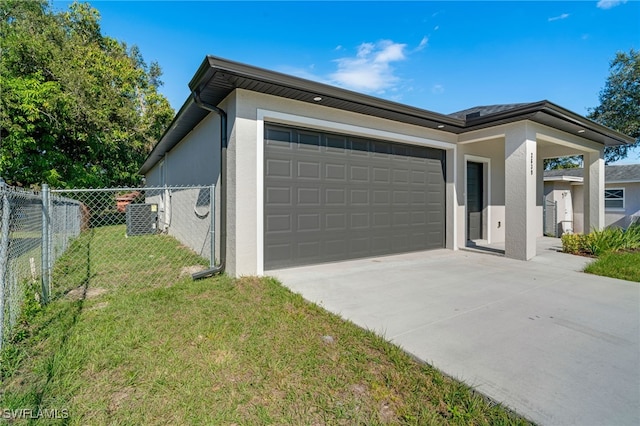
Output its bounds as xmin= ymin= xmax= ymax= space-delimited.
xmin=325 ymin=213 xmax=347 ymax=231
xmin=266 ymin=187 xmax=291 ymax=205
xmin=297 ymin=161 xmax=320 ymax=179
xmin=325 ymin=188 xmax=347 ymax=205
xmin=325 ymin=163 xmax=347 ymax=180
xmin=266 ymin=158 xmax=292 ymax=178
xmin=297 ymin=131 xmax=322 ymax=150
xmin=350 ymin=165 xmax=369 ymax=182
xmin=265 ymin=214 xmax=292 ymax=233
xmin=297 ymin=187 xmax=321 ymax=206
xmin=351 ymin=139 xmax=370 ymax=154
xmin=264 ymin=124 xmax=445 ymax=269
xmin=297 ymin=213 xmax=321 ymax=232
xmin=373 ymin=168 xmax=391 ymax=183
xmin=350 ymin=189 xmax=369 ymax=205
xmin=327 ymin=135 xmax=348 ymax=152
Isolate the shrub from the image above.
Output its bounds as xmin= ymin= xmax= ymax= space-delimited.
xmin=561 ymin=233 xmax=585 ymax=254
xmin=562 ymin=224 xmax=640 ymax=256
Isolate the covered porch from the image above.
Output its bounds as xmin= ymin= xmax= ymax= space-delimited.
xmin=455 ymin=115 xmax=608 ymax=261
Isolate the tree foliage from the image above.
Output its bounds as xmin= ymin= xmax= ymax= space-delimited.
xmin=0 ymin=0 xmax=174 ymax=188
xmin=588 ymin=49 xmax=640 ymax=164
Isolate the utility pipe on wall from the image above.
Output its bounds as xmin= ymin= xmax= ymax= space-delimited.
xmin=191 ymin=91 xmax=227 ymax=279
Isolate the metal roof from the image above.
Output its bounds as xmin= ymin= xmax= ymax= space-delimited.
xmin=139 ymin=55 xmax=635 ymax=175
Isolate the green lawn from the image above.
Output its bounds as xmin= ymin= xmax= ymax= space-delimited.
xmin=585 ymin=250 xmax=640 ymax=282
xmin=1 ymin=226 xmax=531 ymax=425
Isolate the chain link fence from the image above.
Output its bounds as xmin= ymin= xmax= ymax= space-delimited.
xmin=0 ymin=184 xmax=215 ymax=352
xmin=0 ymin=184 xmax=80 ymax=351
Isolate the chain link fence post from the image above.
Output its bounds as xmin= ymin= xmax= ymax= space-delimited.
xmin=0 ymin=183 xmax=10 ymax=351
xmin=41 ymin=184 xmax=50 ymax=304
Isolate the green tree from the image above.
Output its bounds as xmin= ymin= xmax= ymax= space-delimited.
xmin=588 ymin=49 xmax=640 ymax=163
xmin=0 ymin=0 xmax=174 ymax=188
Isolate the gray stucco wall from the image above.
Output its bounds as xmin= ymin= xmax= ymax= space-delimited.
xmin=606 ymin=182 xmax=640 ymax=229
xmin=144 ymin=109 xmax=223 ymax=265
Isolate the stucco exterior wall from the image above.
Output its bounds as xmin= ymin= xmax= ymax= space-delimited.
xmin=606 ymin=182 xmax=640 ymax=229
xmin=144 ymin=110 xmax=223 ymax=265
xmin=572 ymin=184 xmax=584 ymax=233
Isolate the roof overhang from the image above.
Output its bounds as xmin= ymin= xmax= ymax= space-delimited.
xmin=140 ymin=55 xmax=635 ymax=175
xmin=543 ymin=176 xmax=584 ymax=183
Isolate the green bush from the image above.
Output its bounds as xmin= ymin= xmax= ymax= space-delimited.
xmin=561 ymin=233 xmax=586 ymax=254
xmin=562 ymin=224 xmax=640 ymax=256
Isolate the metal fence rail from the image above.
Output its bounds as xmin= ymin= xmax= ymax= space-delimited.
xmin=0 ymin=184 xmax=215 ymax=353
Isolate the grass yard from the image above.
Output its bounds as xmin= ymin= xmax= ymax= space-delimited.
xmin=1 ymin=226 xmax=531 ymax=425
xmin=562 ymin=225 xmax=640 ymax=282
xmin=584 ymin=250 xmax=640 ymax=282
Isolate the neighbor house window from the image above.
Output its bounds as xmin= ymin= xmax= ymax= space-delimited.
xmin=604 ymin=188 xmax=625 ymax=209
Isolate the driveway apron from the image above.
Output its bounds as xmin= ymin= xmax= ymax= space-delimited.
xmin=269 ymin=245 xmax=640 ymax=426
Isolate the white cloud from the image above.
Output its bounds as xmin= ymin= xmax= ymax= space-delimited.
xmin=434 ymin=25 xmax=439 ymax=31
xmin=330 ymin=40 xmax=407 ymax=92
xmin=414 ymin=36 xmax=429 ymax=52
xmin=431 ymin=84 xmax=444 ymax=94
xmin=597 ymin=0 xmax=627 ymax=10
xmin=548 ymin=13 xmax=570 ymax=22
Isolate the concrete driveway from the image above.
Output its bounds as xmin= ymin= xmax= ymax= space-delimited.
xmin=269 ymin=240 xmax=640 ymax=426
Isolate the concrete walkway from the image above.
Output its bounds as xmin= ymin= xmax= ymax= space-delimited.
xmin=269 ymin=239 xmax=640 ymax=426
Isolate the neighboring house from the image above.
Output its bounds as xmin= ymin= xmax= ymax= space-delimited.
xmin=139 ymin=56 xmax=633 ymax=277
xmin=544 ymin=164 xmax=640 ymax=234
xmin=116 ymin=191 xmax=142 ymax=213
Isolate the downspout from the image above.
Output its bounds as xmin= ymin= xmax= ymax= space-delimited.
xmin=191 ymin=90 xmax=227 ymax=279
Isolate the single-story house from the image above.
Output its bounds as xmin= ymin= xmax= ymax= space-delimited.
xmin=544 ymin=164 xmax=640 ymax=235
xmin=139 ymin=55 xmax=634 ymax=277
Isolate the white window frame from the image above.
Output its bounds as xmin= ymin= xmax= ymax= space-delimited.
xmin=604 ymin=187 xmax=625 ymax=210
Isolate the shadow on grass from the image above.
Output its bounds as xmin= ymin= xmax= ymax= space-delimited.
xmin=33 ymin=230 xmax=96 ymax=408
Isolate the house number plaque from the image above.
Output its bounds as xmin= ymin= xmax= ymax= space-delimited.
xmin=530 ymin=153 xmax=534 ymax=175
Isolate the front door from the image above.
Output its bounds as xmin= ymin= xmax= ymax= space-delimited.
xmin=467 ymin=162 xmax=483 ymax=241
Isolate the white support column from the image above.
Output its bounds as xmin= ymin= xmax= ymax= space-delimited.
xmin=505 ymin=124 xmax=537 ymax=260
xmin=583 ymin=150 xmax=605 ymax=233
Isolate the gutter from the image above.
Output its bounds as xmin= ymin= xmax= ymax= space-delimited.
xmin=191 ymin=89 xmax=227 ymax=279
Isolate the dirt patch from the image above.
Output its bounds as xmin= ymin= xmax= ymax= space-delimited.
xmin=108 ymin=387 xmax=134 ymax=413
xmin=179 ymin=265 xmax=206 ymax=278
xmin=88 ymin=301 xmax=109 ymax=311
xmin=65 ymin=286 xmax=108 ymax=301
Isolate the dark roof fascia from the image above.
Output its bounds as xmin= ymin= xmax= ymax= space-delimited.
xmin=192 ymin=55 xmax=466 ymax=128
xmin=461 ymin=101 xmax=634 ymax=146
xmin=536 ymin=101 xmax=634 ymax=146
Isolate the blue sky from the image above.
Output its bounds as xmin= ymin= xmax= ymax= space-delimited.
xmin=54 ymin=0 xmax=640 ymax=163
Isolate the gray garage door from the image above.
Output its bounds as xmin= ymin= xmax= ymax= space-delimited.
xmin=264 ymin=125 xmax=446 ymax=269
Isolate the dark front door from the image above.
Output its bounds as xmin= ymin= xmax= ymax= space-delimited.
xmin=467 ymin=162 xmax=483 ymax=241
